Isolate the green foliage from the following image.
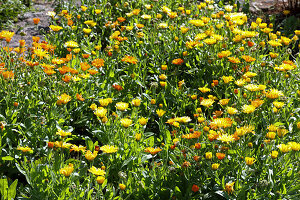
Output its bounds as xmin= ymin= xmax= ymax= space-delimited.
xmin=0 ymin=0 xmax=27 ymax=29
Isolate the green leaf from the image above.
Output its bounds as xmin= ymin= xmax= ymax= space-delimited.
xmin=8 ymin=179 xmax=18 ymax=199
xmin=0 ymin=179 xmax=8 ymax=199
xmin=2 ymin=156 xmax=14 ymax=161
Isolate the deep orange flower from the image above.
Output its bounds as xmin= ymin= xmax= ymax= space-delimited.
xmin=192 ymin=184 xmax=200 ymax=192
xmin=216 ymin=152 xmax=226 ymax=160
xmin=172 ymin=58 xmax=184 ymax=65
xmin=80 ymin=62 xmax=91 ymax=71
xmin=91 ymin=58 xmax=105 ymax=68
xmin=33 ymin=18 xmax=40 ymax=25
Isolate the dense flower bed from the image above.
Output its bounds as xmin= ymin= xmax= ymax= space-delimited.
xmin=0 ymin=0 xmax=299 ymax=199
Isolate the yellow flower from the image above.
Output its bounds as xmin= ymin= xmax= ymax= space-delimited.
xmin=116 ymin=102 xmax=129 ymax=111
xmin=49 ymin=25 xmax=63 ymax=32
xmin=88 ymin=166 xmax=106 ymax=176
xmin=96 ymin=176 xmax=105 ymax=184
xmin=222 ymin=76 xmax=234 ymax=83
xmin=219 ymin=99 xmax=229 ymax=106
xmin=100 ymin=145 xmax=118 ymax=153
xmin=120 ymin=118 xmax=132 ymax=128
xmin=65 ymin=41 xmax=79 ymax=48
xmin=57 ymin=93 xmax=71 ymax=105
xmin=119 ymin=183 xmax=126 ymax=190
xmin=81 ymin=6 xmax=87 ymax=11
xmin=271 ymin=151 xmax=278 ymax=159
xmin=288 ymin=142 xmax=300 ymax=151
xmin=99 ymin=99 xmax=110 ymax=107
xmin=141 ymin=14 xmax=151 ymax=20
xmin=94 ymin=107 xmax=107 ymax=118
xmin=277 ymin=144 xmax=291 ymax=153
xmin=158 ymin=23 xmax=168 ymax=29
xmin=273 ymin=101 xmax=284 ymax=109
xmin=138 ymin=117 xmax=148 ymax=125
xmin=135 ymin=133 xmax=142 ymax=141
xmin=198 ymin=87 xmax=211 ymax=93
xmin=212 ymin=163 xmax=220 ymax=170
xmin=205 ymin=152 xmax=212 ymax=160
xmin=83 ymin=28 xmax=92 ymax=34
xmin=265 ymin=89 xmax=284 ymax=99
xmin=59 ymin=163 xmax=74 ymax=177
xmin=242 ymin=105 xmax=256 ymax=114
xmin=144 ymin=147 xmax=162 ymax=155
xmin=266 ymin=132 xmax=276 ymax=139
xmin=245 ymin=157 xmax=255 ymax=166
xmin=156 ymin=109 xmax=166 ymax=117
xmin=17 ymin=146 xmax=33 ymax=153
xmin=132 ymin=99 xmax=141 ymax=107
xmin=85 ymin=150 xmax=98 ymax=161
xmin=217 ymin=133 xmax=235 ymax=143
xmin=200 ymin=99 xmax=215 ymax=108
xmin=225 ymin=182 xmax=235 ymax=194
xmin=56 ymin=129 xmax=72 ymax=137
xmin=227 ymin=107 xmax=238 ymax=115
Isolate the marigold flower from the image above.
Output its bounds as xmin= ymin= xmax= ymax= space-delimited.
xmin=120 ymin=118 xmax=132 ymax=128
xmin=212 ymin=163 xmax=220 ymax=170
xmin=216 ymin=153 xmax=226 ymax=160
xmin=56 ymin=129 xmax=72 ymax=137
xmin=60 ymin=163 xmax=74 ymax=177
xmin=265 ymin=89 xmax=284 ymax=99
xmin=94 ymin=107 xmax=107 ymax=118
xmin=156 ymin=109 xmax=166 ymax=117
xmin=65 ymin=41 xmax=79 ymax=48
xmin=33 ymin=18 xmax=40 ymax=25
xmin=17 ymin=146 xmax=33 ymax=153
xmin=222 ymin=76 xmax=234 ymax=84
xmin=49 ymin=25 xmax=63 ymax=32
xmin=217 ymin=133 xmax=235 ymax=143
xmin=89 ymin=166 xmax=106 ymax=176
xmin=122 ymin=55 xmax=138 ymax=64
xmin=138 ymin=117 xmax=148 ymax=125
xmin=192 ymin=184 xmax=199 ymax=192
xmin=271 ymin=151 xmax=278 ymax=159
xmin=242 ymin=105 xmax=256 ymax=114
xmin=85 ymin=150 xmax=98 ymax=161
xmin=225 ymin=182 xmax=235 ymax=194
xmin=57 ymin=93 xmax=71 ymax=105
xmin=245 ymin=157 xmax=255 ymax=166
xmin=205 ymin=152 xmax=212 ymax=160
xmin=100 ymin=145 xmax=118 ymax=153
xmin=172 ymin=58 xmax=184 ymax=65
xmin=119 ymin=183 xmax=126 ymax=190
xmin=116 ymin=102 xmax=129 ymax=111
xmin=200 ymin=99 xmax=215 ymax=108
xmin=132 ymin=99 xmax=141 ymax=107
xmin=145 ymin=147 xmax=162 ymax=155
xmin=97 ymin=176 xmax=105 ymax=184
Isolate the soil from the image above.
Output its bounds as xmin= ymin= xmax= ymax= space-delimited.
xmin=2 ymin=0 xmax=294 ymax=48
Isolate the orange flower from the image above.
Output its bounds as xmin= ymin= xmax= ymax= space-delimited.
xmin=172 ymin=58 xmax=184 ymax=65
xmin=2 ymin=71 xmax=14 ymax=79
xmin=80 ymin=62 xmax=91 ymax=71
xmin=33 ymin=18 xmax=40 ymax=25
xmin=144 ymin=147 xmax=162 ymax=155
xmin=88 ymin=69 xmax=98 ymax=75
xmin=192 ymin=184 xmax=200 ymax=192
xmin=242 ymin=55 xmax=256 ymax=62
xmin=76 ymin=93 xmax=85 ymax=101
xmin=92 ymin=58 xmax=105 ymax=68
xmin=122 ymin=55 xmax=138 ymax=64
xmin=228 ymin=57 xmax=240 ymax=64
xmin=62 ymin=75 xmax=72 ymax=83
xmin=216 ymin=152 xmax=226 ymax=160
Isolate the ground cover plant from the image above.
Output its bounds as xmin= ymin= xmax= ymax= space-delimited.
xmin=0 ymin=0 xmax=300 ymax=199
